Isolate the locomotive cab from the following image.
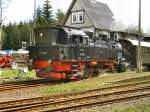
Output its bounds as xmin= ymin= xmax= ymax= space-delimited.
xmin=34 ymin=27 xmax=68 ymax=45
xmin=33 ymin=27 xmax=88 ymax=46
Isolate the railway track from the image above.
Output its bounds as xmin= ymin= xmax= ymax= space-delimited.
xmin=45 ymin=91 xmax=150 ymax=112
xmin=1 ymin=74 xmax=150 ymax=92
xmin=0 ymin=80 xmax=150 ymax=112
xmin=0 ymin=79 xmax=68 ymax=92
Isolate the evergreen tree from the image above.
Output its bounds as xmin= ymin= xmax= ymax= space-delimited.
xmin=0 ymin=0 xmax=11 ymax=50
xmin=55 ymin=9 xmax=65 ymax=25
xmin=11 ymin=25 xmax=21 ymax=49
xmin=43 ymin=0 xmax=54 ymax=26
xmin=1 ymin=25 xmax=6 ymax=49
xmin=19 ymin=22 xmax=31 ymax=46
xmin=2 ymin=23 xmax=13 ymax=49
xmin=3 ymin=22 xmax=31 ymax=50
xmin=36 ymin=7 xmax=45 ymax=27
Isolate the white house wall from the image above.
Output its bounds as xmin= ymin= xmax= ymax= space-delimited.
xmin=81 ymin=27 xmax=95 ymax=33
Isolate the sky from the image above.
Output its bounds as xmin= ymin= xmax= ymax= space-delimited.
xmin=3 ymin=0 xmax=150 ymax=33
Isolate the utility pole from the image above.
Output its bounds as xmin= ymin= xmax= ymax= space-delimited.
xmin=137 ymin=0 xmax=142 ymax=73
xmin=31 ymin=0 xmax=36 ymax=45
xmin=0 ymin=0 xmax=2 ymax=50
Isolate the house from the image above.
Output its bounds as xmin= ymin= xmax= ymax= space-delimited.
xmin=62 ymin=0 xmax=114 ymax=39
xmin=109 ymin=20 xmax=126 ymax=40
xmin=143 ymin=34 xmax=150 ymax=42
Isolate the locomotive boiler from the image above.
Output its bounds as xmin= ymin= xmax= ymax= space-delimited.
xmin=28 ymin=26 xmax=124 ymax=80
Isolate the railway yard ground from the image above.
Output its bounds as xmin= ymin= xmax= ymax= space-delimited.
xmin=0 ymin=70 xmax=150 ymax=111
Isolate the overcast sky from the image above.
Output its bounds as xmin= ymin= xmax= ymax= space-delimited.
xmin=3 ymin=0 xmax=150 ymax=32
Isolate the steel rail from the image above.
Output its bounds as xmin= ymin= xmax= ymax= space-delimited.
xmin=0 ymin=79 xmax=67 ymax=92
xmin=1 ymin=84 xmax=150 ymax=112
xmin=1 ymin=79 xmax=150 ymax=107
xmin=44 ymin=93 xmax=150 ymax=112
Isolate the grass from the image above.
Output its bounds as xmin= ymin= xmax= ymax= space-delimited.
xmin=109 ymin=102 xmax=150 ymax=112
xmin=112 ymin=104 xmax=150 ymax=112
xmin=0 ymin=69 xmax=18 ymax=78
xmin=0 ymin=68 xmax=36 ymax=83
xmin=38 ymin=72 xmax=150 ymax=95
xmin=0 ymin=69 xmax=36 ymax=78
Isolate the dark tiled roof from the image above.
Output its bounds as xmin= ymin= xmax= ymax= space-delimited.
xmin=80 ymin=0 xmax=113 ymax=30
xmin=63 ymin=0 xmax=113 ymax=30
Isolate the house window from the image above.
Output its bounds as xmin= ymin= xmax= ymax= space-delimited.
xmin=72 ymin=11 xmax=84 ymax=24
xmin=78 ymin=11 xmax=84 ymax=23
xmin=114 ymin=34 xmax=118 ymax=40
xmin=72 ymin=12 xmax=77 ymax=23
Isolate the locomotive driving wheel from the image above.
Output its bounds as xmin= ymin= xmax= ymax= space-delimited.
xmin=83 ymin=65 xmax=100 ymax=78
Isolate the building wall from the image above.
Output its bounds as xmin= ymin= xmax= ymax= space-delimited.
xmin=81 ymin=27 xmax=95 ymax=33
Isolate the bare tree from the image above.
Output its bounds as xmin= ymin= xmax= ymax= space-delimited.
xmin=126 ymin=24 xmax=143 ymax=34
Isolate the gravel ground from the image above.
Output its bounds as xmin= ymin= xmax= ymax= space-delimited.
xmin=0 ymin=87 xmax=43 ymax=102
xmin=74 ymin=97 xmax=150 ymax=112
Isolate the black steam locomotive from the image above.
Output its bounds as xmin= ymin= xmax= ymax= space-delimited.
xmin=28 ymin=26 xmax=124 ymax=80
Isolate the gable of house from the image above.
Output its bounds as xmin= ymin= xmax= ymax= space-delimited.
xmin=64 ymin=0 xmax=94 ymax=28
xmin=63 ymin=0 xmax=113 ymax=31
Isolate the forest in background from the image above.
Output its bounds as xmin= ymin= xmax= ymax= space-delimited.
xmin=2 ymin=0 xmax=65 ymax=50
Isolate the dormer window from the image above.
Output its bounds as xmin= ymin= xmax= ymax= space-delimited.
xmin=72 ymin=11 xmax=84 ymax=24
xmin=72 ymin=12 xmax=77 ymax=23
xmin=78 ymin=11 xmax=83 ymax=23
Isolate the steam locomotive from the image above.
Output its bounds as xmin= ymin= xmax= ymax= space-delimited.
xmin=28 ymin=26 xmax=124 ymax=80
